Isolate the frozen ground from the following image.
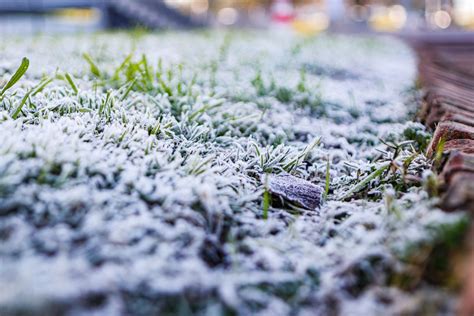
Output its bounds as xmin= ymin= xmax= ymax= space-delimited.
xmin=0 ymin=32 xmax=467 ymax=315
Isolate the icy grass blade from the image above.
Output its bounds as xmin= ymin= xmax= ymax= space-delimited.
xmin=99 ymin=90 xmax=113 ymax=117
xmin=187 ymin=156 xmax=213 ymax=175
xmin=324 ymin=158 xmax=330 ymax=199
xmin=282 ymin=137 xmax=321 ymax=173
xmin=262 ymin=174 xmax=270 ymax=220
xmin=120 ymin=78 xmax=137 ymax=101
xmin=83 ymin=53 xmax=101 ymax=77
xmin=11 ymin=90 xmax=33 ymax=119
xmin=65 ymin=73 xmax=79 ymax=94
xmin=188 ymin=99 xmax=225 ymax=121
xmin=112 ymin=53 xmax=133 ymax=81
xmin=402 ymin=152 xmax=418 ymax=173
xmin=338 ymin=162 xmax=390 ymax=201
xmin=11 ymin=76 xmax=52 ymax=119
xmin=0 ymin=57 xmax=29 ymax=98
xmin=32 ymin=76 xmax=53 ymax=96
xmin=140 ymin=54 xmax=153 ymax=90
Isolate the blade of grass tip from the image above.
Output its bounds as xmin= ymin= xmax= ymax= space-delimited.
xmin=263 ymin=174 xmax=270 ymax=220
xmin=324 ymin=158 xmax=330 ymax=199
xmin=158 ymin=76 xmax=173 ymax=96
xmin=403 ymin=152 xmax=418 ymax=171
xmin=338 ymin=162 xmax=390 ymax=201
xmin=191 ymin=156 xmax=214 ymax=175
xmin=32 ymin=76 xmax=53 ymax=96
xmin=141 ymin=54 xmax=153 ymax=84
xmin=398 ymin=140 xmax=415 ymax=147
xmin=12 ymin=76 xmax=51 ymax=119
xmin=99 ymin=91 xmax=111 ymax=115
xmin=251 ymin=142 xmax=261 ymax=157
xmin=189 ymin=100 xmax=224 ymax=121
xmin=378 ymin=137 xmax=397 ymax=150
xmin=12 ymin=90 xmax=33 ymax=119
xmin=65 ymin=73 xmax=79 ymax=95
xmin=434 ymin=137 xmax=446 ymax=170
xmin=304 ymin=137 xmax=321 ymax=160
xmin=0 ymin=57 xmax=29 ymax=98
xmin=113 ymin=53 xmax=133 ymax=81
xmin=283 ymin=137 xmax=321 ymax=173
xmin=287 ymin=203 xmax=307 ymax=215
xmin=83 ymin=53 xmax=101 ymax=77
xmin=120 ymin=78 xmax=137 ymax=101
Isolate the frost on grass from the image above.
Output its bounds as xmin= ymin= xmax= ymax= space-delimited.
xmin=0 ymin=32 xmax=467 ymax=315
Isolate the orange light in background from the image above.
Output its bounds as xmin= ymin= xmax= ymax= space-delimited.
xmin=190 ymin=0 xmax=209 ymax=15
xmin=453 ymin=0 xmax=474 ymax=29
xmin=292 ymin=12 xmax=329 ymax=35
xmin=53 ymin=8 xmax=102 ymax=24
xmin=369 ymin=5 xmax=407 ymax=32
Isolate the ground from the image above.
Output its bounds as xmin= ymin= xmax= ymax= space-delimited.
xmin=0 ymin=31 xmax=467 ymax=315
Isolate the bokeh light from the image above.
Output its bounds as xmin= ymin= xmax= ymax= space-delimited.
xmin=433 ymin=10 xmax=452 ymax=29
xmin=217 ymin=7 xmax=238 ymax=26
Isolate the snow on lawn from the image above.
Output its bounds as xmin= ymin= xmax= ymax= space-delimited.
xmin=0 ymin=32 xmax=467 ymax=315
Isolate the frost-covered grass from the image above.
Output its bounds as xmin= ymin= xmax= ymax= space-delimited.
xmin=0 ymin=31 xmax=467 ymax=315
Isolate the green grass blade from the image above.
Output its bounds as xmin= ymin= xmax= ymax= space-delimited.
xmin=263 ymin=174 xmax=270 ymax=220
xmin=113 ymin=53 xmax=133 ymax=81
xmin=12 ymin=76 xmax=51 ymax=119
xmin=120 ymin=78 xmax=137 ymax=101
xmin=0 ymin=57 xmax=29 ymax=97
xmin=324 ymin=158 xmax=330 ymax=199
xmin=32 ymin=77 xmax=53 ymax=96
xmin=83 ymin=53 xmax=101 ymax=77
xmin=338 ymin=163 xmax=390 ymax=201
xmin=12 ymin=90 xmax=33 ymax=119
xmin=99 ymin=90 xmax=111 ymax=115
xmin=65 ymin=73 xmax=79 ymax=94
xmin=303 ymin=137 xmax=321 ymax=161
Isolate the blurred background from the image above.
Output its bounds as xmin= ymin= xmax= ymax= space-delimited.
xmin=0 ymin=0 xmax=473 ymax=34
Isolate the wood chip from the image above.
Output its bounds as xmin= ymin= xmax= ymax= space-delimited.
xmin=266 ymin=174 xmax=323 ymax=210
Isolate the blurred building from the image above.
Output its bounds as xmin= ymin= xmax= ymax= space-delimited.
xmin=0 ymin=0 xmax=472 ymax=33
xmin=166 ymin=0 xmax=473 ymax=32
xmin=0 ymin=0 xmax=204 ymax=33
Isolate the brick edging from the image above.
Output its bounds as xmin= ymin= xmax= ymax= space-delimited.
xmin=413 ymin=39 xmax=474 ymax=213
xmin=410 ymin=34 xmax=474 ymax=316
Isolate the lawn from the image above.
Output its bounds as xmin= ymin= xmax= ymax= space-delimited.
xmin=0 ymin=31 xmax=467 ymax=315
